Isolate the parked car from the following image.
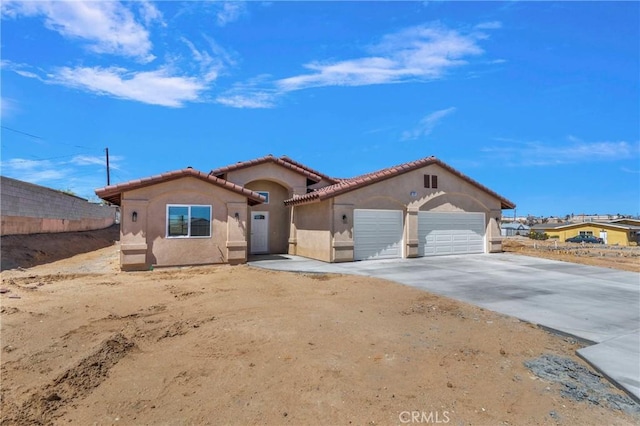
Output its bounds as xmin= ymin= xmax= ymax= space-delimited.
xmin=565 ymin=235 xmax=603 ymax=244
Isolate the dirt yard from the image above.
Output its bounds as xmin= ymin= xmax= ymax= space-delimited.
xmin=502 ymin=237 xmax=640 ymax=273
xmin=1 ymin=231 xmax=639 ymax=425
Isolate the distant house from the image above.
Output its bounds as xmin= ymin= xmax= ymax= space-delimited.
xmin=95 ymin=155 xmax=515 ymax=270
xmin=532 ymin=220 xmax=640 ymax=246
xmin=500 ymin=222 xmax=530 ymax=237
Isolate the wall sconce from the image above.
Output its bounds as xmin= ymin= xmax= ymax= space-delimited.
xmin=132 ymin=211 xmax=138 ymax=222
xmin=234 ymin=212 xmax=240 ymax=220
xmin=342 ymin=214 xmax=348 ymax=224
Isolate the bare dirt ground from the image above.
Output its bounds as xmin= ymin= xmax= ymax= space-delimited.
xmin=502 ymin=237 xmax=640 ymax=273
xmin=0 ymin=226 xmax=120 ymax=271
xmin=1 ymin=231 xmax=639 ymax=425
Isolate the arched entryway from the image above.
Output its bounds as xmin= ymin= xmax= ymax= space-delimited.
xmin=245 ymin=180 xmax=291 ymax=254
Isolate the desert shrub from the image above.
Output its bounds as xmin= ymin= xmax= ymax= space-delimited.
xmin=528 ymin=231 xmax=549 ymax=240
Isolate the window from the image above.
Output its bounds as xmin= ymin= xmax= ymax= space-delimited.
xmin=257 ymin=191 xmax=269 ymax=204
xmin=167 ymin=205 xmax=211 ymax=238
xmin=579 ymin=231 xmax=593 ymax=236
xmin=424 ymin=174 xmax=438 ymax=189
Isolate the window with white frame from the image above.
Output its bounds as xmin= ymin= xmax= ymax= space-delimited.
xmin=257 ymin=191 xmax=269 ymax=204
xmin=167 ymin=205 xmax=212 ymax=238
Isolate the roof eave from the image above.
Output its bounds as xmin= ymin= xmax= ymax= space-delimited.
xmin=210 ymin=155 xmax=325 ymax=184
xmin=94 ymin=168 xmax=266 ymax=207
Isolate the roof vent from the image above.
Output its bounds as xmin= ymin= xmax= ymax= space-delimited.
xmin=187 ymin=166 xmax=193 ymax=169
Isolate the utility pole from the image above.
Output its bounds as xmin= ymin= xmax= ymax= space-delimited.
xmin=105 ymin=147 xmax=111 ymax=185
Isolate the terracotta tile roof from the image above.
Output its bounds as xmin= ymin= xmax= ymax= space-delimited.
xmin=209 ymin=154 xmax=325 ymax=183
xmin=278 ymin=156 xmax=340 ymax=184
xmin=95 ymin=167 xmax=266 ymax=206
xmin=284 ymin=156 xmax=516 ymax=209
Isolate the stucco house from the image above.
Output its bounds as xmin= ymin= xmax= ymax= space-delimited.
xmin=96 ymin=155 xmax=515 ymax=270
xmin=532 ymin=219 xmax=640 ymax=246
xmin=500 ymin=222 xmax=530 ymax=237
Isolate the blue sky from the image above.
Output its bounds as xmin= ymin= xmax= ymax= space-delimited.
xmin=1 ymin=1 xmax=638 ymax=217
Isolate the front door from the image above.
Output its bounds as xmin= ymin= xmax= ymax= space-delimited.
xmin=251 ymin=211 xmax=269 ymax=254
xmin=599 ymin=231 xmax=608 ymax=244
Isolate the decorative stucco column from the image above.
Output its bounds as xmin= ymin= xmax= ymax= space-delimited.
xmin=288 ymin=205 xmax=297 ymax=255
xmin=226 ymin=202 xmax=248 ymax=264
xmin=487 ymin=209 xmax=503 ymax=253
xmin=120 ymin=199 xmax=149 ymax=271
xmin=331 ymin=203 xmax=354 ymax=262
xmin=405 ymin=206 xmax=420 ymax=258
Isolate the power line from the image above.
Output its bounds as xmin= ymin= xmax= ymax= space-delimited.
xmin=3 ymin=153 xmax=97 ymax=163
xmin=1 ymin=125 xmax=97 ymax=150
xmin=1 ymin=125 xmax=44 ymax=140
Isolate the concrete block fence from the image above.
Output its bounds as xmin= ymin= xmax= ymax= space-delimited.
xmin=1 ymin=176 xmax=117 ymax=236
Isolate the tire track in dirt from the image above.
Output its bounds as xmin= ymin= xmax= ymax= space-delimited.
xmin=1 ymin=333 xmax=135 ymax=425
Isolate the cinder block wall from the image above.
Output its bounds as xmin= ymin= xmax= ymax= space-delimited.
xmin=1 ymin=176 xmax=117 ymax=236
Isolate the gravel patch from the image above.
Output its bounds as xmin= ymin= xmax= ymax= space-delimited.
xmin=525 ymin=354 xmax=640 ymax=416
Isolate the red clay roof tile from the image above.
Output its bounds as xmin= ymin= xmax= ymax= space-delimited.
xmin=284 ymin=156 xmax=515 ymax=209
xmin=95 ymin=167 xmax=266 ymax=206
xmin=210 ymin=154 xmax=330 ymax=183
xmin=278 ymin=156 xmax=340 ymax=183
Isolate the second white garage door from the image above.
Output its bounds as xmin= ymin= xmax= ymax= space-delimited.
xmin=418 ymin=212 xmax=485 ymax=256
xmin=354 ymin=209 xmax=403 ymax=261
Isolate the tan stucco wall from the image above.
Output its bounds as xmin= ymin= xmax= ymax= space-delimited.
xmin=290 ymin=201 xmax=332 ymax=262
xmin=245 ymin=180 xmax=290 ymax=254
xmin=225 ymin=163 xmax=308 ymax=196
xmin=291 ymin=163 xmax=507 ymax=262
xmin=545 ymin=225 xmax=631 ymax=246
xmin=333 ymin=164 xmax=504 ymax=256
xmin=120 ymin=177 xmax=249 ymax=270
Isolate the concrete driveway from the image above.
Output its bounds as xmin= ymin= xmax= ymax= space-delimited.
xmin=249 ymin=253 xmax=640 ymax=402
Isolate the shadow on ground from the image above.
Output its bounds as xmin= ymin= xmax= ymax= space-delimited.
xmin=1 ymin=225 xmax=120 ymax=271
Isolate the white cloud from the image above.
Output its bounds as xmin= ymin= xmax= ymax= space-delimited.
xmin=0 ymin=97 xmax=18 ymax=120
xmin=180 ymin=36 xmax=234 ymax=83
xmin=70 ymin=155 xmax=105 ymax=167
xmin=276 ymin=22 xmax=490 ymax=92
xmin=138 ymin=0 xmax=164 ymax=27
xmin=52 ymin=66 xmax=205 ymax=107
xmin=216 ymin=90 xmax=278 ymax=109
xmin=14 ymin=69 xmax=40 ymax=79
xmin=1 ymin=158 xmax=68 ymax=182
xmin=69 ymin=154 xmax=123 ymax=170
xmin=221 ymin=21 xmax=498 ymax=108
xmin=483 ymin=138 xmax=639 ymax=166
xmin=402 ymin=107 xmax=456 ymax=140
xmin=1 ymin=154 xmax=125 ymax=200
xmin=215 ymin=1 xmax=247 ymax=27
xmin=475 ymin=21 xmax=502 ymax=30
xmin=1 ymin=0 xmax=155 ymax=62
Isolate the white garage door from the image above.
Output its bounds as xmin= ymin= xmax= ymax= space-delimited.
xmin=354 ymin=209 xmax=403 ymax=261
xmin=418 ymin=212 xmax=485 ymax=256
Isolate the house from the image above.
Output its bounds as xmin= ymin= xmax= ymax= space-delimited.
xmin=95 ymin=155 xmax=515 ymax=270
xmin=532 ymin=220 xmax=640 ymax=246
xmin=500 ymin=222 xmax=530 ymax=237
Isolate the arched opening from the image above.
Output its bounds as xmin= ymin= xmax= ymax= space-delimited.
xmin=245 ymin=180 xmax=291 ymax=254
